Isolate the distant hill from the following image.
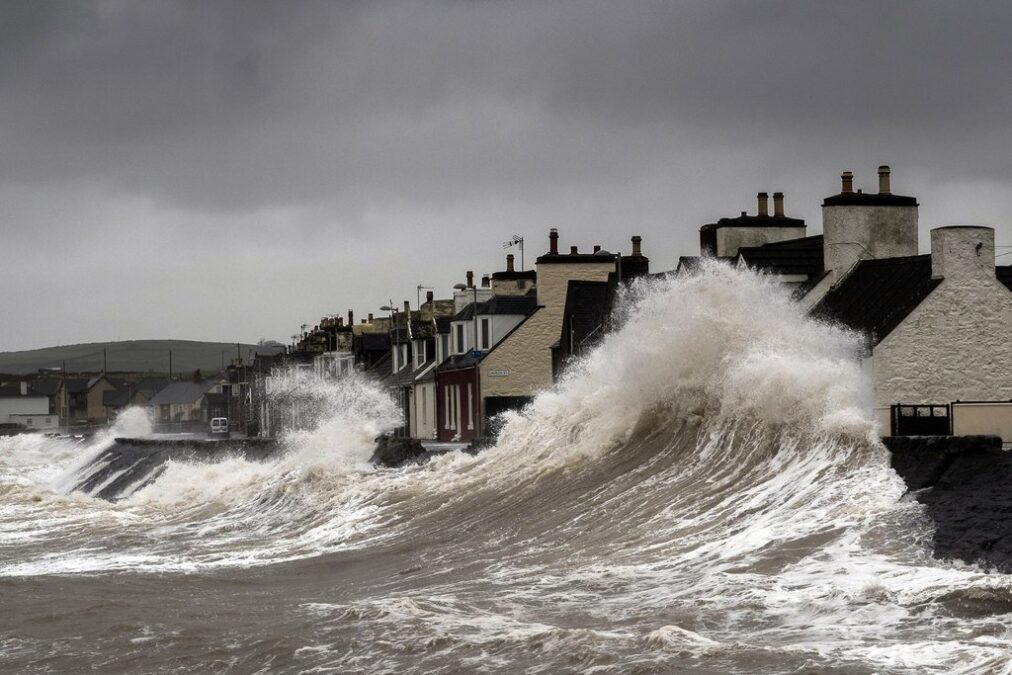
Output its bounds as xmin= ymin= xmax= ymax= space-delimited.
xmin=0 ymin=340 xmax=285 ymax=376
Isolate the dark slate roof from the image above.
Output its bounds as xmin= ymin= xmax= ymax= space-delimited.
xmin=491 ymin=270 xmax=537 ymax=281
xmin=435 ymin=317 xmax=453 ymax=333
xmin=676 ymin=256 xmax=733 ymax=274
xmin=410 ymin=321 xmax=436 ymax=339
xmin=204 ymin=392 xmax=229 ymax=406
xmin=62 ymin=378 xmax=91 ymax=394
xmin=357 ymin=332 xmax=391 ymax=351
xmin=134 ymin=377 xmax=171 ymax=398
xmin=561 ymin=280 xmax=612 ymax=350
xmin=29 ymin=380 xmax=60 ymax=396
xmin=0 ymin=386 xmax=46 ymax=399
xmin=701 ymin=214 xmax=806 ymax=231
xmin=810 ymin=255 xmax=941 ymax=347
xmin=535 ymin=251 xmax=618 ymax=264
xmin=822 ymin=192 xmax=918 ymax=207
xmin=102 ymin=389 xmax=131 ymax=407
xmin=435 ymin=352 xmax=483 ymax=374
xmin=453 ymin=294 xmax=538 ymax=320
xmin=738 ymin=235 xmax=825 ymax=277
xmin=997 ymin=266 xmax=1012 ymax=292
xmin=148 ymin=381 xmax=215 ymax=406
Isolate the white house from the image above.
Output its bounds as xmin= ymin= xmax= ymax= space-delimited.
xmin=0 ymin=383 xmax=57 ymax=430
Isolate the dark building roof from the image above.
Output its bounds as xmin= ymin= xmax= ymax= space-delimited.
xmin=738 ymin=235 xmax=825 ymax=277
xmin=701 ymin=214 xmax=806 ymax=231
xmin=560 ymin=280 xmax=612 ymax=351
xmin=997 ymin=266 xmax=1012 ymax=292
xmin=0 ymin=386 xmax=46 ymax=399
xmin=676 ymin=256 xmax=734 ymax=274
xmin=29 ymin=380 xmax=60 ymax=396
xmin=453 ymin=294 xmax=538 ymax=321
xmin=491 ymin=270 xmax=537 ymax=281
xmin=435 ymin=317 xmax=453 ymax=333
xmin=134 ymin=377 xmax=171 ymax=398
xmin=535 ymin=251 xmax=618 ymax=264
xmin=148 ymin=381 xmax=215 ymax=406
xmin=355 ymin=332 xmax=391 ymax=351
xmin=61 ymin=378 xmax=91 ymax=394
xmin=434 ymin=352 xmax=483 ymax=374
xmin=822 ymin=192 xmax=918 ymax=207
xmin=410 ymin=321 xmax=436 ymax=339
xmin=102 ymin=389 xmax=131 ymax=407
xmin=618 ymin=254 xmax=650 ymax=280
xmin=810 ymin=255 xmax=941 ymax=347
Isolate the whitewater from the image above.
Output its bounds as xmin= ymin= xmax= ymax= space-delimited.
xmin=2 ymin=263 xmax=1011 ymax=673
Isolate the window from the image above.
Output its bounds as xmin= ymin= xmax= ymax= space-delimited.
xmin=422 ymin=387 xmax=427 ymax=421
xmin=441 ymin=335 xmax=449 ymax=361
xmin=444 ymin=387 xmax=451 ymax=428
xmin=481 ymin=318 xmax=490 ymax=350
xmin=456 ymin=324 xmax=465 ymax=354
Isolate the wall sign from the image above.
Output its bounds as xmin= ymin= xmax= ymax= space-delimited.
xmin=488 ymin=368 xmax=511 ymax=377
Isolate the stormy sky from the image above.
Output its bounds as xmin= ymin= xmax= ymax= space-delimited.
xmin=2 ymin=1 xmax=1011 ymax=351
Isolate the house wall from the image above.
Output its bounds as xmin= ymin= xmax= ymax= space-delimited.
xmin=871 ymin=227 xmax=1012 ymax=437
xmin=0 ymin=396 xmax=49 ymax=424
xmin=823 ymin=204 xmax=918 ymax=284
xmin=411 ymin=380 xmax=436 ymax=439
xmin=8 ymin=413 xmax=60 ymax=430
xmin=715 ymin=226 xmax=806 ymax=258
xmin=86 ymin=379 xmax=118 ymax=422
xmin=952 ymin=403 xmax=1012 ymax=439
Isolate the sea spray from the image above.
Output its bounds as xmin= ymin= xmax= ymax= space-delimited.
xmin=2 ymin=265 xmax=1011 ymax=673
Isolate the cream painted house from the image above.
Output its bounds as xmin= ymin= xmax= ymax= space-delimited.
xmin=478 ymin=229 xmax=618 ymax=430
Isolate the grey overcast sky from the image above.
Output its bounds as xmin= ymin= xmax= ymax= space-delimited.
xmin=2 ymin=1 xmax=1012 ymax=350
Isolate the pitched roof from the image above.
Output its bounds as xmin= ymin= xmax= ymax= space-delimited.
xmin=0 ymin=386 xmax=46 ymax=399
xmin=102 ymin=389 xmax=131 ymax=407
xmin=134 ymin=377 xmax=171 ymax=398
xmin=454 ymin=294 xmax=538 ymax=320
xmin=997 ymin=265 xmax=1012 ymax=292
xmin=810 ymin=255 xmax=941 ymax=346
xmin=29 ymin=380 xmax=60 ymax=396
xmin=738 ymin=235 xmax=825 ymax=277
xmin=560 ymin=280 xmax=612 ymax=350
xmin=410 ymin=321 xmax=436 ymax=339
xmin=435 ymin=352 xmax=483 ymax=373
xmin=147 ymin=381 xmax=215 ymax=406
xmin=61 ymin=378 xmax=91 ymax=394
xmin=822 ymin=192 xmax=918 ymax=207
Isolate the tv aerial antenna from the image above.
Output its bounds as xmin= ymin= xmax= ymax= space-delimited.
xmin=502 ymin=235 xmax=525 ymax=271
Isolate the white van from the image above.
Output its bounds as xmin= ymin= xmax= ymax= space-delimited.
xmin=209 ymin=417 xmax=230 ymax=438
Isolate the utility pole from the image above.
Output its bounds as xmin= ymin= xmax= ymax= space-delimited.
xmin=103 ymin=348 xmax=107 ymax=374
xmin=169 ymin=351 xmax=173 ymax=380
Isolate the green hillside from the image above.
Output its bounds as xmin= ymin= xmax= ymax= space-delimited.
xmin=0 ymin=340 xmax=284 ymax=376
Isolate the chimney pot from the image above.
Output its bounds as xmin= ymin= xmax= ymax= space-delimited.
xmin=466 ymin=270 xmax=474 ymax=288
xmin=593 ymin=244 xmax=601 ymax=253
xmin=841 ymin=171 xmax=854 ymax=194
xmin=631 ymin=235 xmax=642 ymax=256
xmin=878 ymin=165 xmax=891 ymax=194
xmin=426 ymin=290 xmax=434 ymax=304
xmin=348 ymin=310 xmax=354 ymax=326
xmin=570 ymin=245 xmax=579 ymax=255
xmin=549 ymin=228 xmax=559 ymax=255
xmin=506 ymin=253 xmax=515 ymax=272
xmin=772 ymin=192 xmax=784 ymax=218
xmin=337 ymin=317 xmax=343 ymax=327
xmin=757 ymin=192 xmax=769 ymax=217
xmin=481 ymin=274 xmax=490 ymax=288
xmin=403 ymin=300 xmax=410 ymax=314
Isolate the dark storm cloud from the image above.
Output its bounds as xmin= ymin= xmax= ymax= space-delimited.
xmin=2 ymin=0 xmax=1012 ymax=349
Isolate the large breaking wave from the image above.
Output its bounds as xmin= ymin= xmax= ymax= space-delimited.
xmin=2 ymin=262 xmax=1011 ymax=673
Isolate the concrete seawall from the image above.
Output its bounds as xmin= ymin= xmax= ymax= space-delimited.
xmin=885 ymin=435 xmax=1012 ymax=572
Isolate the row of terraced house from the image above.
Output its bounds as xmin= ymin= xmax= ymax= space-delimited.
xmin=259 ymin=164 xmax=1012 ymax=444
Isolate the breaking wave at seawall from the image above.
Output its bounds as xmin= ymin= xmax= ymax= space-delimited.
xmin=2 ymin=262 xmax=1012 ymax=673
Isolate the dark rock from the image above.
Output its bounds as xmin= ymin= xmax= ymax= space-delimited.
xmin=886 ymin=435 xmax=1012 ymax=572
xmin=370 ymin=435 xmax=429 ymax=468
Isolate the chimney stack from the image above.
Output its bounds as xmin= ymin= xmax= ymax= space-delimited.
xmin=593 ymin=244 xmax=601 ymax=253
xmin=570 ymin=245 xmax=579 ymax=255
xmin=878 ymin=165 xmax=891 ymax=194
xmin=403 ymin=300 xmax=410 ymax=314
xmin=773 ymin=192 xmax=784 ymax=218
xmin=466 ymin=271 xmax=474 ymax=288
xmin=757 ymin=192 xmax=769 ymax=217
xmin=631 ymin=235 xmax=642 ymax=256
xmin=549 ymin=228 xmax=559 ymax=255
xmin=506 ymin=254 xmax=515 ymax=272
xmin=336 ymin=317 xmax=343 ymax=327
xmin=481 ymin=274 xmax=490 ymax=288
xmin=426 ymin=290 xmax=434 ymax=304
xmin=347 ymin=310 xmax=354 ymax=327
xmin=841 ymin=171 xmax=854 ymax=194
xmin=367 ymin=312 xmax=374 ymax=323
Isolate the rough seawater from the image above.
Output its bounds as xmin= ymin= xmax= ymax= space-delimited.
xmin=2 ymin=264 xmax=1011 ymax=674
